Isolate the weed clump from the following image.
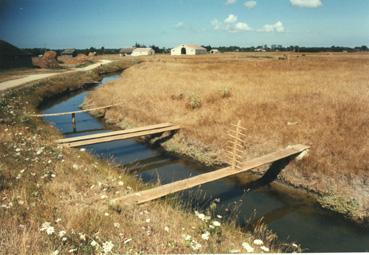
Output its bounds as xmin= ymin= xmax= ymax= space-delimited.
xmin=221 ymin=87 xmax=231 ymax=98
xmin=185 ymin=94 xmax=202 ymax=110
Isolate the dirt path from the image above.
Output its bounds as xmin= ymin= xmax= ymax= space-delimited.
xmin=0 ymin=59 xmax=112 ymax=92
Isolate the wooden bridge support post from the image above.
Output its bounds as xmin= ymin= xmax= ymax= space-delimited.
xmin=71 ymin=113 xmax=76 ymax=132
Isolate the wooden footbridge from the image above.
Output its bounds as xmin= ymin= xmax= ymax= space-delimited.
xmin=110 ymin=144 xmax=308 ymax=206
xmin=56 ymin=123 xmax=180 ymax=147
xmin=31 ymin=103 xmax=123 ymax=131
xmin=106 ymin=121 xmax=309 ymax=207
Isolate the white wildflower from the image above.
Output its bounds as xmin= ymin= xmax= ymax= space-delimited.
xmin=216 ymin=214 xmax=223 ymax=219
xmin=201 ymin=231 xmax=210 ymax=240
xmin=104 ymin=212 xmax=109 ymax=216
xmin=40 ymin=222 xmax=54 ymax=235
xmin=292 ymin=243 xmax=298 ymax=248
xmin=118 ymin=181 xmax=124 ymax=186
xmin=62 ymin=237 xmax=67 ymax=242
xmin=253 ymin=239 xmax=264 ymax=246
xmin=102 ymin=241 xmax=114 ymax=254
xmin=101 ymin=195 xmax=108 ymax=199
xmin=46 ymin=226 xmax=55 ymax=235
xmin=113 ymin=222 xmax=120 ymax=228
xmin=190 ymin=240 xmax=202 ymax=251
xmin=58 ymin=230 xmax=66 ymax=238
xmin=18 ymin=200 xmax=24 ymax=205
xmin=260 ymin=246 xmax=270 ymax=252
xmin=55 ymin=218 xmax=62 ymax=223
xmin=242 ymin=242 xmax=255 ymax=252
xmin=72 ymin=164 xmax=79 ymax=170
xmin=16 ymin=148 xmax=21 ymax=152
xmin=194 ymin=210 xmax=210 ymax=222
xmin=51 ymin=250 xmax=59 ymax=255
xmin=211 ymin=220 xmax=221 ymax=227
xmin=145 ymin=218 xmax=151 ymax=223
xmin=182 ymin=234 xmax=192 ymax=241
xmin=164 ymin=226 xmax=169 ymax=232
xmin=79 ymin=233 xmax=86 ymax=241
xmin=68 ymin=248 xmax=77 ymax=253
xmin=36 ymin=148 xmax=44 ymax=155
xmin=91 ymin=240 xmax=98 ymax=247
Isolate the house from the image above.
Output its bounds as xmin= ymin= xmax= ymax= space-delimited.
xmin=61 ymin=48 xmax=76 ymax=57
xmin=119 ymin=48 xmax=134 ymax=56
xmin=0 ymin=40 xmax=32 ymax=69
xmin=210 ymin=49 xmax=220 ymax=54
xmin=255 ymin=48 xmax=266 ymax=52
xmin=131 ymin=48 xmax=155 ymax=56
xmin=171 ymin=44 xmax=207 ymax=55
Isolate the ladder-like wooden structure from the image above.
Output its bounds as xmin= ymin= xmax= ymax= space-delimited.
xmin=56 ymin=123 xmax=180 ymax=147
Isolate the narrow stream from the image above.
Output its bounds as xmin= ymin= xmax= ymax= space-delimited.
xmin=40 ymin=73 xmax=369 ymax=252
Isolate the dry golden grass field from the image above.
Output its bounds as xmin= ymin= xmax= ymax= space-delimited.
xmin=86 ymin=53 xmax=369 ymax=221
xmin=0 ymin=61 xmax=290 ymax=254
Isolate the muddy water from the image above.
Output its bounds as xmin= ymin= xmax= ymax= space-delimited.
xmin=40 ymin=73 xmax=369 ymax=252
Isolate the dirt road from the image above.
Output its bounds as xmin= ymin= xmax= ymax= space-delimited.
xmin=0 ymin=59 xmax=112 ymax=92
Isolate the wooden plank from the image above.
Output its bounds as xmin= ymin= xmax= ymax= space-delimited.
xmin=110 ymin=144 xmax=309 ymax=206
xmin=57 ymin=123 xmax=174 ymax=144
xmin=63 ymin=125 xmax=181 ymax=147
xmin=30 ymin=103 xmax=123 ymax=117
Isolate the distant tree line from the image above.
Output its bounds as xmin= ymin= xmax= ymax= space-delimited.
xmin=205 ymin=45 xmax=369 ymax=53
xmin=22 ymin=44 xmax=368 ymax=56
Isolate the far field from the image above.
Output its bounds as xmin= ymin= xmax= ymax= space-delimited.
xmin=86 ymin=52 xmax=369 ymax=221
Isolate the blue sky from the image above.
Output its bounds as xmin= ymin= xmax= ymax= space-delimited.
xmin=0 ymin=0 xmax=368 ymax=49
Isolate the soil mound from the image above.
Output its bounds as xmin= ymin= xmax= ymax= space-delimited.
xmin=32 ymin=50 xmax=60 ymax=69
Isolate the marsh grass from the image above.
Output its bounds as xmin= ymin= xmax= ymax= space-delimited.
xmin=87 ymin=53 xmax=369 ymax=221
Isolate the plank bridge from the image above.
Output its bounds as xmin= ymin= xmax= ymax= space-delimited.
xmin=56 ymin=123 xmax=180 ymax=147
xmin=110 ymin=144 xmax=308 ymax=206
xmin=107 ymin=121 xmax=309 ymax=207
xmin=31 ymin=103 xmax=122 ymax=131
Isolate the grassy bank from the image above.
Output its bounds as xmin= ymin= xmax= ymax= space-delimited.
xmin=0 ymin=59 xmax=293 ymax=254
xmin=85 ymin=53 xmax=369 ymax=223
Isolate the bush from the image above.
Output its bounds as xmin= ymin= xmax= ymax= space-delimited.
xmin=186 ymin=94 xmax=202 ymax=109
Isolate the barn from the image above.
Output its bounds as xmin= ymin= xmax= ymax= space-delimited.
xmin=171 ymin=44 xmax=207 ymax=56
xmin=61 ymin=48 xmax=76 ymax=57
xmin=0 ymin=40 xmax=32 ymax=69
xmin=119 ymin=48 xmax=134 ymax=56
xmin=131 ymin=48 xmax=155 ymax=56
xmin=210 ymin=49 xmax=220 ymax=54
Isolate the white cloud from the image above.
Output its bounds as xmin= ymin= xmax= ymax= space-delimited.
xmin=211 ymin=15 xmax=252 ymax=33
xmin=224 ymin=14 xmax=238 ymax=24
xmin=234 ymin=22 xmax=252 ymax=31
xmin=260 ymin=21 xmax=285 ymax=32
xmin=211 ymin=19 xmax=223 ymax=30
xmin=244 ymin=0 xmax=257 ymax=9
xmin=225 ymin=0 xmax=237 ymax=5
xmin=290 ymin=0 xmax=322 ymax=8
